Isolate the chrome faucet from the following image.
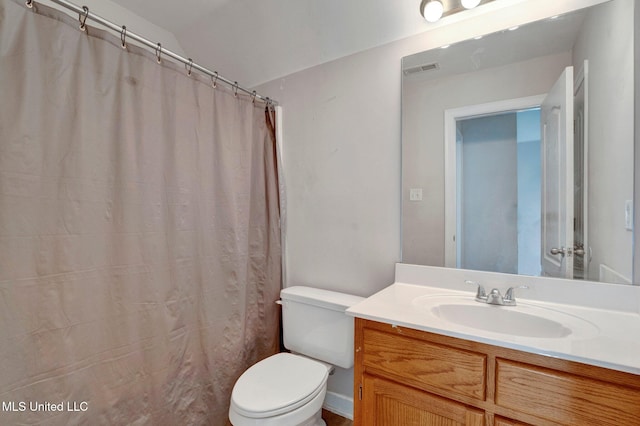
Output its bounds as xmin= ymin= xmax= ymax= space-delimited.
xmin=465 ymin=281 xmax=528 ymax=306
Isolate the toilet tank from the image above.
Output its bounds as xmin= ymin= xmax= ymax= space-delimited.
xmin=280 ymin=286 xmax=364 ymax=369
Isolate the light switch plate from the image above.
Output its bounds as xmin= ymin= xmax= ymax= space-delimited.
xmin=409 ymin=188 xmax=423 ymax=201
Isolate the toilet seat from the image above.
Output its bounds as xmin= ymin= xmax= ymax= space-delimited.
xmin=230 ymin=353 xmax=329 ymax=419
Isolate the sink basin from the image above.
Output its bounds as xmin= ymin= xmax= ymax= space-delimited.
xmin=431 ymin=303 xmax=571 ymax=338
xmin=412 ymin=295 xmax=599 ymax=339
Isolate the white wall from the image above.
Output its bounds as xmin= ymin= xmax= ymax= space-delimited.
xmin=458 ymin=114 xmax=518 ymax=274
xmin=516 ymin=110 xmax=542 ymax=277
xmin=40 ymin=0 xmax=185 ymax=55
xmin=636 ymin=0 xmax=640 ymax=283
xmin=572 ymin=0 xmax=634 ymax=283
xmin=256 ymin=0 xmax=607 ymax=299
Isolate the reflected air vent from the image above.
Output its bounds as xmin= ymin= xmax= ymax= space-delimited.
xmin=403 ymin=62 xmax=440 ymax=76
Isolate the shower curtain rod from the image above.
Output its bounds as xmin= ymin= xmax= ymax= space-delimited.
xmin=28 ymin=0 xmax=278 ymax=105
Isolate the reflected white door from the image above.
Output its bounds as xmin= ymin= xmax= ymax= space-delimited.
xmin=541 ymin=67 xmax=574 ymax=278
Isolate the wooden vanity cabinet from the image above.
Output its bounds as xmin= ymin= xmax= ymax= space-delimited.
xmin=354 ymin=318 xmax=640 ymax=426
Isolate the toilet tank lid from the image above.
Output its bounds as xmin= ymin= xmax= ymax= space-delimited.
xmin=280 ymin=286 xmax=364 ymax=312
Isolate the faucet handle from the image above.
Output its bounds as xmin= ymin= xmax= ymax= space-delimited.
xmin=504 ymin=285 xmax=529 ymax=302
xmin=465 ymin=280 xmax=487 ymax=301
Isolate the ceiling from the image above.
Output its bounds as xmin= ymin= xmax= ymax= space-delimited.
xmin=105 ymin=0 xmax=485 ymax=87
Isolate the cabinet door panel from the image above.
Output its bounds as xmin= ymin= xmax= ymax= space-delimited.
xmin=494 ymin=417 xmax=532 ymax=426
xmin=363 ymin=374 xmax=485 ymax=426
xmin=495 ymin=359 xmax=640 ymax=425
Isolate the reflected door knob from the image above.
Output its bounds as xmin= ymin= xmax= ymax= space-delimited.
xmin=550 ymin=247 xmax=566 ymax=256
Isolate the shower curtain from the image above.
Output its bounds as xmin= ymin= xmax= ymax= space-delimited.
xmin=0 ymin=0 xmax=281 ymax=424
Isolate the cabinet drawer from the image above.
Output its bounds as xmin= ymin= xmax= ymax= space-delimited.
xmin=362 ymin=328 xmax=486 ymax=401
xmin=495 ymin=359 xmax=640 ymax=425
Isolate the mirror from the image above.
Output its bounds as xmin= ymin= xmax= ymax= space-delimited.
xmin=401 ymin=0 xmax=636 ymax=284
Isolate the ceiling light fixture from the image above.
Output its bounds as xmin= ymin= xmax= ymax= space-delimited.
xmin=461 ymin=0 xmax=482 ymax=9
xmin=420 ymin=0 xmax=444 ymax=23
xmin=421 ymin=0 xmax=495 ymax=23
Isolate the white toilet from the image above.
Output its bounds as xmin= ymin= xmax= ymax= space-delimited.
xmin=228 ymin=286 xmax=364 ymax=426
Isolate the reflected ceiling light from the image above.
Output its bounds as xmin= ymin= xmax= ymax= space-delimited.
xmin=461 ymin=0 xmax=482 ymax=9
xmin=420 ymin=0 xmax=496 ymax=23
xmin=420 ymin=0 xmax=444 ymax=23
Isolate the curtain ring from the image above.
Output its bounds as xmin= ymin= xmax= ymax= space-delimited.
xmin=79 ymin=5 xmax=89 ymax=32
xmin=186 ymin=58 xmax=193 ymax=76
xmin=25 ymin=0 xmax=34 ymax=9
xmin=251 ymin=91 xmax=257 ymax=104
xmin=120 ymin=25 xmax=127 ymax=49
xmin=211 ymin=72 xmax=219 ymax=89
xmin=233 ymin=82 xmax=239 ymax=98
xmin=155 ymin=43 xmax=162 ymax=64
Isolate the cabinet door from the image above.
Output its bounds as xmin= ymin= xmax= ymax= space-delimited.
xmin=494 ymin=417 xmax=532 ymax=426
xmin=362 ymin=374 xmax=485 ymax=426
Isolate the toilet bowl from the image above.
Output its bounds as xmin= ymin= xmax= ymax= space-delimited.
xmin=228 ymin=353 xmax=329 ymax=426
xmin=228 ymin=286 xmax=364 ymax=426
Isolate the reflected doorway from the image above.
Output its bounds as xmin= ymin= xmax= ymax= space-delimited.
xmin=444 ymin=89 xmax=588 ymax=280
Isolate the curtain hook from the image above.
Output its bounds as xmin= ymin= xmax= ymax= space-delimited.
xmin=155 ymin=43 xmax=162 ymax=64
xmin=233 ymin=82 xmax=239 ymax=98
xmin=251 ymin=91 xmax=257 ymax=104
xmin=186 ymin=58 xmax=193 ymax=76
xmin=211 ymin=72 xmax=219 ymax=89
xmin=120 ymin=25 xmax=127 ymax=49
xmin=79 ymin=5 xmax=89 ymax=32
xmin=25 ymin=0 xmax=34 ymax=8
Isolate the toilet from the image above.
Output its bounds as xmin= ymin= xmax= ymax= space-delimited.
xmin=228 ymin=286 xmax=364 ymax=425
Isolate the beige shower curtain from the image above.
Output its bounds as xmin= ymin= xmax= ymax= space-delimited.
xmin=0 ymin=0 xmax=281 ymax=424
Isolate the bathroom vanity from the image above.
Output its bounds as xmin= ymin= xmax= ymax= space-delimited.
xmin=353 ymin=318 xmax=639 ymax=425
xmin=347 ymin=265 xmax=640 ymax=426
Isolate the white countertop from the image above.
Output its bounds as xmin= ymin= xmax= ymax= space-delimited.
xmin=347 ymin=265 xmax=640 ymax=375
